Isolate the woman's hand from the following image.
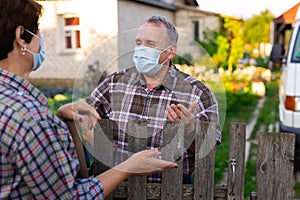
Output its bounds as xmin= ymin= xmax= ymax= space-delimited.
xmin=113 ymin=149 xmax=178 ymax=176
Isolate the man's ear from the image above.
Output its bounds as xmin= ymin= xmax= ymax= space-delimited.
xmin=15 ymin=26 xmax=26 ymax=47
xmin=168 ymin=45 xmax=177 ymax=59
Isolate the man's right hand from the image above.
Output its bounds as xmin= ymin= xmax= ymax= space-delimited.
xmin=56 ymin=101 xmax=100 ymax=128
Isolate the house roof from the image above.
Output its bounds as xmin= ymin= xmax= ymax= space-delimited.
xmin=273 ymin=2 xmax=300 ymax=24
xmin=133 ymin=0 xmax=177 ymax=11
xmin=132 ymin=0 xmax=199 ymax=11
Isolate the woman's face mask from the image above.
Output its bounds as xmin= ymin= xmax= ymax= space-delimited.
xmin=24 ymin=29 xmax=45 ymax=71
xmin=133 ymin=45 xmax=170 ymax=75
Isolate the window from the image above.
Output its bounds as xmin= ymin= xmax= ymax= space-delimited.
xmin=64 ymin=17 xmax=81 ymax=51
xmin=192 ymin=20 xmax=199 ymax=40
xmin=291 ymin=29 xmax=300 ymax=63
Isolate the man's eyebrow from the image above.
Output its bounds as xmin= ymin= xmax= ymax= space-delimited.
xmin=145 ymin=40 xmax=158 ymax=45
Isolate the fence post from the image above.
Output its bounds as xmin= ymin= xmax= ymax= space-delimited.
xmin=94 ymin=120 xmax=115 ymax=200
xmin=193 ymin=121 xmax=216 ymax=200
xmin=227 ymin=122 xmax=246 ymax=200
xmin=127 ymin=121 xmax=148 ymax=200
xmin=256 ymin=132 xmax=295 ymax=200
xmin=161 ymin=122 xmax=184 ymax=200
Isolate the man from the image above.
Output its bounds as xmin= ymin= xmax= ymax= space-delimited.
xmin=83 ymin=15 xmax=221 ymax=183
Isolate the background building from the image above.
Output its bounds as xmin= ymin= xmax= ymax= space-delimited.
xmin=32 ymin=0 xmax=224 ymax=88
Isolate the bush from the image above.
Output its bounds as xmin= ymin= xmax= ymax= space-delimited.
xmin=47 ymin=93 xmax=73 ymax=114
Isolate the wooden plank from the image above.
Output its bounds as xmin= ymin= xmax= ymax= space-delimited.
xmin=106 ymin=182 xmax=228 ymax=199
xmin=94 ymin=119 xmax=116 ymax=200
xmin=214 ymin=185 xmax=227 ymax=199
xmin=227 ymin=122 xmax=246 ymax=200
xmin=256 ymin=132 xmax=295 ymax=200
xmin=162 ymin=122 xmax=184 ymax=200
xmin=66 ymin=120 xmax=89 ymax=178
xmin=94 ymin=120 xmax=115 ymax=175
xmin=194 ymin=121 xmax=216 ymax=200
xmin=127 ymin=121 xmax=148 ymax=200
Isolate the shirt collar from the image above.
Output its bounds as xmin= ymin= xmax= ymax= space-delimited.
xmin=0 ymin=69 xmax=48 ymax=106
xmin=132 ymin=64 xmax=178 ymax=92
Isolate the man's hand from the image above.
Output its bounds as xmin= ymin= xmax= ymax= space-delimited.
xmin=56 ymin=101 xmax=100 ymax=128
xmin=166 ymin=101 xmax=197 ymax=133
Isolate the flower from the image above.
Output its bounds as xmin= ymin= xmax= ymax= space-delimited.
xmin=54 ymin=94 xmax=68 ymax=101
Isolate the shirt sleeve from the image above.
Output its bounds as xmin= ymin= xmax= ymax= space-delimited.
xmin=195 ymin=84 xmax=221 ymax=144
xmin=86 ymin=76 xmax=111 ymax=119
xmin=14 ymin=119 xmax=104 ymax=199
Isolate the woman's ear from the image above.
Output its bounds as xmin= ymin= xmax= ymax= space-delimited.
xmin=15 ymin=26 xmax=26 ymax=47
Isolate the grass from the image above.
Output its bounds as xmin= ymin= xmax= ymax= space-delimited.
xmin=244 ymin=69 xmax=300 ymax=197
xmin=214 ymin=69 xmax=282 ymax=197
xmin=243 ymin=69 xmax=288 ymax=197
xmin=214 ymin=91 xmax=260 ymax=183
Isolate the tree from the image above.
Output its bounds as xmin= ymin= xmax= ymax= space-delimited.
xmin=223 ymin=17 xmax=244 ymax=72
xmin=243 ymin=9 xmax=275 ymax=55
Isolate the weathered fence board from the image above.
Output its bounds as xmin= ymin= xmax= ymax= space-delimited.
xmin=93 ymin=120 xmax=222 ymax=199
xmin=127 ymin=121 xmax=148 ymax=200
xmin=63 ymin=120 xmax=296 ymax=199
xmin=194 ymin=122 xmax=216 ymax=200
xmin=256 ymin=132 xmax=295 ymax=200
xmin=227 ymin=122 xmax=246 ymax=200
xmin=161 ymin=122 xmax=184 ymax=200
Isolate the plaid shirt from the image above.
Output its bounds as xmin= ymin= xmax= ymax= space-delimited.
xmin=0 ymin=69 xmax=104 ymax=199
xmin=87 ymin=64 xmax=221 ymax=183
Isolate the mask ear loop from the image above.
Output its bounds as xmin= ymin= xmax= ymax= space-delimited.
xmin=160 ymin=45 xmax=173 ymax=65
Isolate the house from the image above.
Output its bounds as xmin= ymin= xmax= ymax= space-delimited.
xmin=271 ymin=2 xmax=300 ymax=52
xmin=31 ymin=0 xmax=223 ymax=88
xmin=270 ymin=2 xmax=299 ymax=68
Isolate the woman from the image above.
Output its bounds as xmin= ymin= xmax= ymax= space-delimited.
xmin=0 ymin=0 xmax=177 ymax=199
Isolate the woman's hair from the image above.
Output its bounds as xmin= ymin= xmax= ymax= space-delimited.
xmin=145 ymin=16 xmax=178 ymax=45
xmin=0 ymin=0 xmax=43 ymax=60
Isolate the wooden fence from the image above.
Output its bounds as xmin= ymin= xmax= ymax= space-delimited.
xmin=68 ymin=120 xmax=296 ymax=200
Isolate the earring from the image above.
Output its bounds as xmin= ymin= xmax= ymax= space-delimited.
xmin=21 ymin=46 xmax=26 ymax=55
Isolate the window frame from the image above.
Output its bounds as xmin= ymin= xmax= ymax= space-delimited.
xmin=62 ymin=16 xmax=81 ymax=53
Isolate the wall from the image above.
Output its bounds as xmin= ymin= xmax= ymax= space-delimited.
xmin=31 ymin=0 xmax=118 ymax=87
xmin=175 ymin=7 xmax=221 ymax=66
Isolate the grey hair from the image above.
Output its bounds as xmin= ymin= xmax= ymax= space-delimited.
xmin=145 ymin=16 xmax=178 ymax=45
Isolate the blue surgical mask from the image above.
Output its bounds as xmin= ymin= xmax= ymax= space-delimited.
xmin=133 ymin=45 xmax=169 ymax=75
xmin=25 ymin=29 xmax=45 ymax=71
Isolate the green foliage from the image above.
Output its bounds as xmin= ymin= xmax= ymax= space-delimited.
xmin=196 ymin=30 xmax=219 ymax=56
xmin=198 ymin=17 xmax=244 ymax=71
xmin=243 ymin=10 xmax=275 ymax=44
xmin=243 ymin=70 xmax=280 ymax=197
xmin=172 ymin=53 xmax=193 ymax=66
xmin=255 ymin=56 xmax=269 ymax=68
xmin=244 ymin=142 xmax=258 ymax=196
xmin=214 ymin=90 xmax=259 ymax=184
xmin=196 ymin=11 xmax=274 ymax=70
xmin=223 ymin=17 xmax=245 ymax=72
xmin=213 ymin=35 xmax=229 ymax=69
xmin=47 ymin=93 xmax=73 ymax=115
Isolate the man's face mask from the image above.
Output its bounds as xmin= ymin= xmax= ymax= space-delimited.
xmin=133 ymin=45 xmax=170 ymax=75
xmin=24 ymin=29 xmax=45 ymax=71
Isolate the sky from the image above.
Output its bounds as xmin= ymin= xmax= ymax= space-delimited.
xmin=197 ymin=0 xmax=300 ymax=19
